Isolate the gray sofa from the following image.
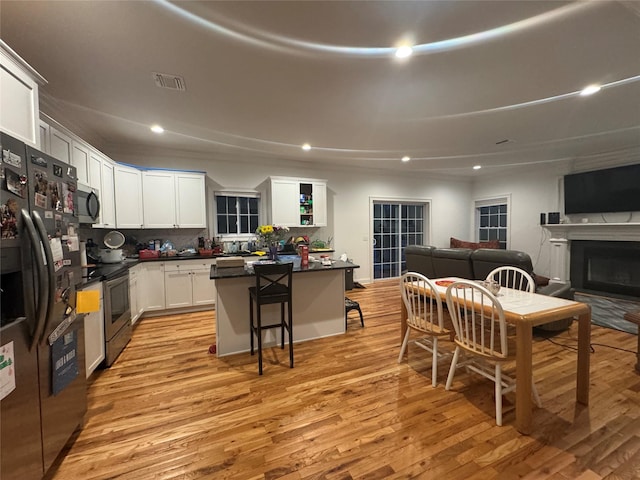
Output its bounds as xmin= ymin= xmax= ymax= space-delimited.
xmin=404 ymin=245 xmax=574 ymax=331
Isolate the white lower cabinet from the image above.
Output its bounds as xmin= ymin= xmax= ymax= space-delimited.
xmin=142 ymin=262 xmax=166 ymax=311
xmin=192 ymin=267 xmax=216 ymax=306
xmin=82 ymin=282 xmax=105 ymax=378
xmin=164 ymin=260 xmax=216 ymax=309
xmin=129 ymin=264 xmax=144 ymax=324
xmin=127 ymin=260 xmax=216 ymax=319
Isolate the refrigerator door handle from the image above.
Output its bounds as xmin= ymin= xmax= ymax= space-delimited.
xmin=32 ymin=210 xmax=56 ymax=344
xmin=20 ymin=209 xmax=49 ymax=351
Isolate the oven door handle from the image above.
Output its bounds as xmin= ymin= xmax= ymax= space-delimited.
xmin=105 ymin=272 xmax=129 ymax=289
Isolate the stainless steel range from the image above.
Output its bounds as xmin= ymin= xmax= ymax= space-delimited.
xmin=103 ymin=268 xmax=131 ymax=365
xmin=84 ymin=263 xmax=132 ymax=366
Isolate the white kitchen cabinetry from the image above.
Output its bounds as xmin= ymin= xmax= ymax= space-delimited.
xmin=49 ymin=126 xmax=73 ymax=164
xmin=129 ymin=264 xmax=144 ymax=325
xmin=0 ymin=41 xmax=44 ymax=147
xmin=175 ymin=172 xmax=206 ymax=228
xmin=142 ymin=262 xmax=165 ymax=311
xmin=100 ymin=160 xmax=116 ymax=228
xmin=310 ymin=181 xmax=327 ymax=226
xmin=87 ymin=148 xmax=103 ymax=226
xmin=114 ymin=164 xmax=144 ymax=228
xmin=71 ymin=141 xmax=90 ymax=185
xmin=164 ymin=260 xmax=216 ymax=309
xmin=88 ymin=149 xmax=102 ymax=191
xmin=82 ymin=282 xmax=105 ymax=378
xmin=270 ymin=178 xmax=300 ymax=227
xmin=269 ymin=177 xmax=327 ymax=227
xmin=39 ymin=120 xmax=50 ymax=153
xmin=142 ymin=170 xmax=206 ymax=229
xmin=142 ymin=170 xmax=176 ymax=228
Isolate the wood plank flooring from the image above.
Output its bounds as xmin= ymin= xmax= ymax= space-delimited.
xmin=45 ymin=280 xmax=640 ymax=479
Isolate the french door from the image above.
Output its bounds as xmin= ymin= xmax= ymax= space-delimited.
xmin=372 ymin=201 xmax=427 ymax=279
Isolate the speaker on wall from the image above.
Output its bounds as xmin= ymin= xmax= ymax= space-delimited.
xmin=548 ymin=212 xmax=560 ymax=224
xmin=540 ymin=213 xmax=546 ymax=225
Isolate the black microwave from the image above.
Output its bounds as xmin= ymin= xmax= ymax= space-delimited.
xmin=77 ymin=183 xmax=100 ymax=224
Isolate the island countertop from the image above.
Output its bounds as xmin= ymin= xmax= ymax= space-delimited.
xmin=210 ymin=259 xmax=359 ymax=357
xmin=209 ymin=260 xmax=358 ymax=280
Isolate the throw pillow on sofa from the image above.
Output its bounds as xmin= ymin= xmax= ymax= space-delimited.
xmin=450 ymin=237 xmax=500 ymax=250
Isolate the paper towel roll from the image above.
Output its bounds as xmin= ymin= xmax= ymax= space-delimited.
xmin=80 ymin=241 xmax=88 ymax=267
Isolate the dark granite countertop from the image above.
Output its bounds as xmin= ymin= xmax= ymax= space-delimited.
xmin=135 ymin=248 xmax=334 ymax=262
xmin=78 ymin=252 xmax=347 ymax=288
xmin=78 ymin=259 xmax=139 ymax=288
xmin=135 ymin=253 xmax=253 ymax=262
xmin=210 ymin=260 xmax=358 ymax=280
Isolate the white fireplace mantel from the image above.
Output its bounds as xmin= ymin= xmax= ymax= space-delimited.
xmin=544 ymin=223 xmax=640 ymax=242
xmin=543 ymin=223 xmax=640 ymax=284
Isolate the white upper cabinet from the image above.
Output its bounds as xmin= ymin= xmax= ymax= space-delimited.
xmin=270 ymin=178 xmax=302 ymax=227
xmin=88 ymin=148 xmax=116 ymax=229
xmin=49 ymin=126 xmax=73 ymax=164
xmin=88 ymin=149 xmax=102 ymax=191
xmin=175 ymin=172 xmax=206 ymax=228
xmin=114 ymin=164 xmax=144 ymax=228
xmin=142 ymin=170 xmax=205 ymax=229
xmin=270 ymin=177 xmax=327 ymax=227
xmin=0 ymin=41 xmax=44 ymax=147
xmin=71 ymin=140 xmax=90 ymax=185
xmin=100 ymin=160 xmax=116 ymax=228
xmin=39 ymin=120 xmax=50 ymax=153
xmin=142 ymin=170 xmax=176 ymax=228
xmin=311 ymin=181 xmax=327 ymax=227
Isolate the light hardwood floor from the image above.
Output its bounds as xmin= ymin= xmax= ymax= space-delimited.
xmin=46 ymin=280 xmax=639 ymax=479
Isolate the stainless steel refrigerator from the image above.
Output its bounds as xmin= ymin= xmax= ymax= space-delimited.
xmin=1 ymin=132 xmax=87 ymax=479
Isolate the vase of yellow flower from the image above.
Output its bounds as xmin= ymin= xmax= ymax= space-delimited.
xmin=255 ymin=224 xmax=289 ymax=260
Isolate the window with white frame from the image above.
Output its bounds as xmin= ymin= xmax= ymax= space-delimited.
xmin=215 ymin=193 xmax=260 ymax=236
xmin=475 ymin=196 xmax=509 ymax=249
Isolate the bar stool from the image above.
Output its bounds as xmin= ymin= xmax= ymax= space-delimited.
xmin=345 ymin=296 xmax=364 ymax=329
xmin=249 ymin=263 xmax=294 ymax=375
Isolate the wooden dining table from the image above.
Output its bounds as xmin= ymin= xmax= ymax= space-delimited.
xmin=399 ymin=277 xmax=591 ymax=435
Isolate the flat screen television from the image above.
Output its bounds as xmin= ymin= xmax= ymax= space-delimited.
xmin=564 ymin=163 xmax=640 ymax=214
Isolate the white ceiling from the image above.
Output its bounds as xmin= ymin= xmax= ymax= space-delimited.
xmin=2 ymin=0 xmax=640 ymax=176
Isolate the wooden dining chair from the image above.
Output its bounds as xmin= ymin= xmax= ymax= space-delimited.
xmin=486 ymin=266 xmax=535 ymax=293
xmin=444 ymin=280 xmax=541 ymax=426
xmin=399 ymin=272 xmax=452 ymax=387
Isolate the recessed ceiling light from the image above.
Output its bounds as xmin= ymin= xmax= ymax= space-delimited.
xmin=150 ymin=125 xmax=164 ymax=134
xmin=473 ymin=165 xmax=482 ymax=170
xmin=401 ymin=156 xmax=411 ymax=162
xmin=580 ymin=84 xmax=601 ymax=96
xmin=395 ymin=46 xmax=413 ymax=59
xmin=302 ymin=143 xmax=311 ymax=151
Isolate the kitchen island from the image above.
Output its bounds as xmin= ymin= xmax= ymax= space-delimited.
xmin=210 ymin=260 xmax=358 ymax=356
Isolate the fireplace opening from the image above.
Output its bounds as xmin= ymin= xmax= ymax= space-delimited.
xmin=570 ymin=240 xmax=640 ymax=298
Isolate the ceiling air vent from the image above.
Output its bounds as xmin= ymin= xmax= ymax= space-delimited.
xmin=152 ymin=72 xmax=186 ymax=91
